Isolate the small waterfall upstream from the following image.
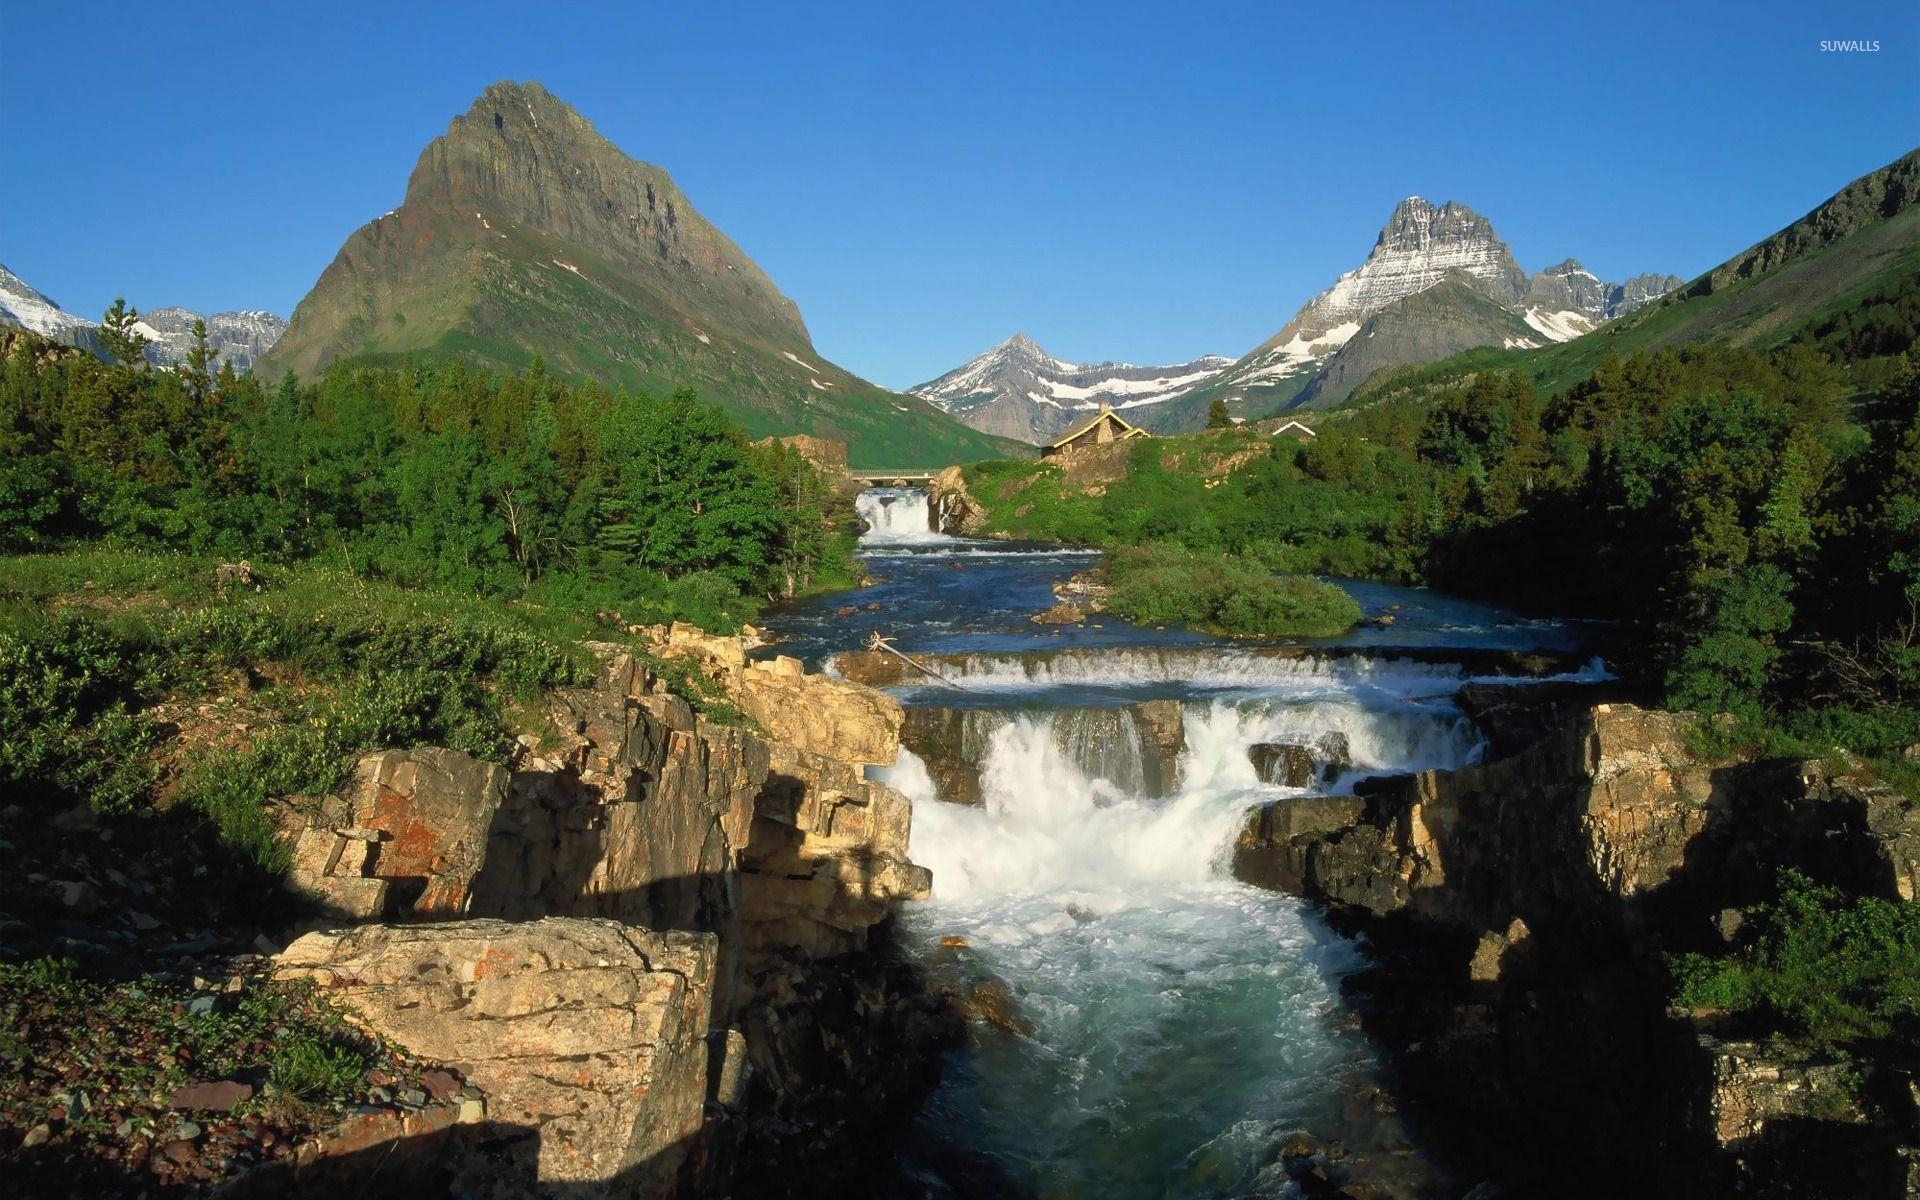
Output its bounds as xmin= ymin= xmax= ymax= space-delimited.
xmin=855 ymin=486 xmax=948 ymax=543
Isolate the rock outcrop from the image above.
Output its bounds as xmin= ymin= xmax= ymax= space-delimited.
xmin=277 ymin=918 xmax=714 ymax=1195
xmin=1232 ymin=695 xmax=1920 ymax=1196
xmin=274 ymin=625 xmax=956 ymax=1196
xmin=927 ymin=465 xmax=990 ymax=537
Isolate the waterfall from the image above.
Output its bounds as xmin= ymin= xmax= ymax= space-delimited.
xmin=873 ymin=679 xmax=1484 ymax=1194
xmin=889 ymin=696 xmax=1477 ymax=902
xmin=855 ymin=486 xmax=946 ymax=543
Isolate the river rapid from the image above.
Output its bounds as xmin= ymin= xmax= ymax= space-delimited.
xmin=757 ymin=488 xmax=1600 ymax=1199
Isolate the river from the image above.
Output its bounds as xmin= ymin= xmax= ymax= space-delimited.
xmin=757 ymin=487 xmax=1601 ymax=1199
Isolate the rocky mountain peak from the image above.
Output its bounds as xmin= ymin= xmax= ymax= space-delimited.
xmin=1373 ymin=199 xmax=1504 ymax=261
xmin=1540 ymin=258 xmax=1595 ymax=278
xmin=403 ymin=79 xmax=809 ymax=347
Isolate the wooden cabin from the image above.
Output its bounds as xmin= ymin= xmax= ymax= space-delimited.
xmin=1043 ymin=401 xmax=1149 ymax=457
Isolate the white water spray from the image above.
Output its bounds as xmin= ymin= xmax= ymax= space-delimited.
xmin=873 ymin=671 xmax=1491 ymax=1194
xmin=855 ymin=486 xmax=948 ymax=543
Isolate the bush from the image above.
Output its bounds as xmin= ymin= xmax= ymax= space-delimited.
xmin=270 ymin=1031 xmax=374 ymax=1101
xmin=1102 ymin=544 xmax=1361 ymax=637
xmin=0 ymin=616 xmax=160 ymax=813
xmin=1671 ymin=870 xmax=1920 ymax=1048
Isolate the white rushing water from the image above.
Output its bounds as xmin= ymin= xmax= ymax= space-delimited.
xmin=855 ymin=486 xmax=950 ymax=544
xmin=878 ymin=688 xmax=1481 ymax=1195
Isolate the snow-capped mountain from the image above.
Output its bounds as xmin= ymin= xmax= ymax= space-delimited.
xmin=1519 ymin=259 xmax=1685 ymax=342
xmin=0 ymin=264 xmax=285 ymax=371
xmin=137 ymin=307 xmax=288 ymax=372
xmin=0 ymin=264 xmax=96 ymax=343
xmin=910 ymin=333 xmax=1232 ymax=443
xmin=1185 ymin=198 xmax=1682 ymax=415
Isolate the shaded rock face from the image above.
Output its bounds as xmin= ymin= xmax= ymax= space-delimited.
xmin=1231 ymin=696 xmax=1920 ymax=1196
xmin=275 ymin=629 xmax=949 ymax=1196
xmin=277 ymin=918 xmax=714 ymax=1195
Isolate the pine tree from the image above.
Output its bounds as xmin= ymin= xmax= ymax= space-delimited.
xmin=97 ymin=297 xmax=150 ymax=367
xmin=181 ymin=317 xmax=214 ymax=402
xmin=1207 ymin=398 xmax=1232 ymax=429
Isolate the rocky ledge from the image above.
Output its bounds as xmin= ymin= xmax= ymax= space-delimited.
xmin=1232 ymin=690 xmax=1920 ymax=1197
xmin=261 ymin=623 xmax=961 ymax=1197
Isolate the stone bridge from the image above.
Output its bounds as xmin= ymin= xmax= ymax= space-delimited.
xmin=848 ymin=471 xmax=939 ymax=487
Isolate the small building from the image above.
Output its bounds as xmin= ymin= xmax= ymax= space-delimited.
xmin=1043 ymin=401 xmax=1149 ymax=457
xmin=1271 ymin=419 xmax=1318 ymax=440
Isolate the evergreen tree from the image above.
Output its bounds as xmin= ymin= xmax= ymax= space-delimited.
xmin=97 ymin=298 xmax=150 ymax=367
xmin=181 ymin=317 xmax=214 ymax=403
xmin=1207 ymin=398 xmax=1232 ymax=429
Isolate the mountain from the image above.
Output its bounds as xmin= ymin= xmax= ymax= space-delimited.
xmin=1343 ymin=146 xmax=1920 ymax=407
xmin=1296 ymin=272 xmax=1544 ymax=407
xmin=1161 ymin=198 xmax=1680 ymax=420
xmin=909 ymin=334 xmax=1232 ymax=443
xmin=0 ymin=265 xmax=97 ymax=345
xmin=259 ymin=80 xmax=1014 ymax=468
xmin=0 ymin=264 xmax=285 ymax=371
xmin=137 ymin=308 xmax=287 ymax=373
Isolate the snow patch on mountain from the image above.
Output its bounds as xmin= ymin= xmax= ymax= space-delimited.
xmin=0 ymin=265 xmax=285 ymax=371
xmin=910 ymin=333 xmax=1232 ymax=443
xmin=0 ymin=265 xmax=94 ymax=340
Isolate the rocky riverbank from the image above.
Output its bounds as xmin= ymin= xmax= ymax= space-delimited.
xmin=6 ymin=623 xmax=963 ymax=1198
xmin=1231 ymin=683 xmax=1920 ymax=1198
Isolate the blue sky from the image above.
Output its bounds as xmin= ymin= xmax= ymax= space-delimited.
xmin=2 ymin=1 xmax=1914 ymax=389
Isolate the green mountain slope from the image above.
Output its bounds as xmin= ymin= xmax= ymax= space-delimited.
xmin=1347 ymin=146 xmax=1920 ymax=407
xmin=261 ymin=81 xmax=1018 ymax=468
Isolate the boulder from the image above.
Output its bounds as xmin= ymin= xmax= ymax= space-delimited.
xmin=276 ymin=918 xmax=716 ymax=1193
xmin=1251 ymin=742 xmax=1320 ymax=787
xmin=1701 ymin=1037 xmax=1867 ymax=1148
xmin=1127 ymin=699 xmax=1187 ymax=798
xmin=1249 ymin=733 xmax=1349 ymax=787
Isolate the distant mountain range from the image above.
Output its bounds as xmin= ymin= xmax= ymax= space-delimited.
xmin=0 ymin=264 xmax=286 ymax=371
xmin=920 ymin=198 xmax=1682 ymax=440
xmin=258 ymin=80 xmax=1015 ymax=468
xmin=1343 ymin=146 xmax=1920 ymax=407
xmin=909 ymin=335 xmax=1234 ymax=442
xmin=9 ymin=83 xmax=1908 ymax=461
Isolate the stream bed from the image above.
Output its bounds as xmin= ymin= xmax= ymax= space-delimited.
xmin=757 ymin=489 xmax=1598 ymax=1199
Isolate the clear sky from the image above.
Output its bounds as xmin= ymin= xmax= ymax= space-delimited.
xmin=2 ymin=0 xmax=1915 ymax=389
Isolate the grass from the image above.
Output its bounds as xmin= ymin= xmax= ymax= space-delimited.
xmin=0 ymin=548 xmax=612 ymax=869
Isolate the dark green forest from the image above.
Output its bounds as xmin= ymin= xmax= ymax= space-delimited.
xmin=0 ymin=325 xmax=856 ymax=631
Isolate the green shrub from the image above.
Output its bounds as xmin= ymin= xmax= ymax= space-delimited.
xmin=1102 ymin=544 xmax=1361 ymax=637
xmin=0 ymin=616 xmax=160 ymax=812
xmin=1671 ymin=870 xmax=1920 ymax=1047
xmin=270 ymin=1031 xmax=374 ymax=1101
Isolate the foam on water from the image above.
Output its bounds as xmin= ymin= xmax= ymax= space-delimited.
xmin=879 ymin=684 xmax=1478 ymax=1194
xmin=855 ymin=486 xmax=951 ymax=544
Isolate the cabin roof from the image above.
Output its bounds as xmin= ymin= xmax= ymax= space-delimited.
xmin=1048 ymin=405 xmax=1144 ymax=448
xmin=1272 ymin=419 xmax=1318 ymax=438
